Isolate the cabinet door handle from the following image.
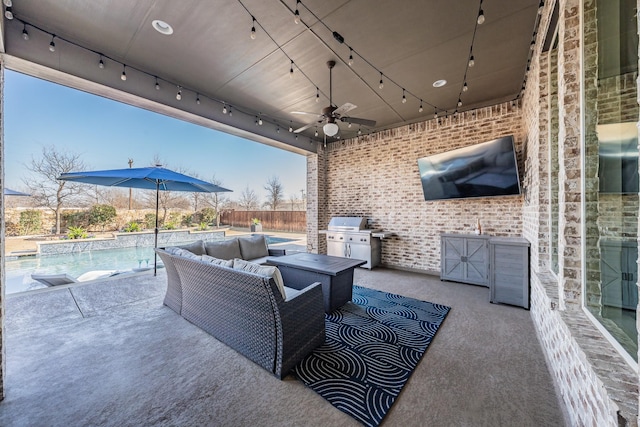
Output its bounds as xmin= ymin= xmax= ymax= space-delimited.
xmin=629 ymin=273 xmax=634 ymax=282
xmin=622 ymin=272 xmax=627 ymax=281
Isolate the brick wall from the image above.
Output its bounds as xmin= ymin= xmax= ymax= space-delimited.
xmin=316 ymin=105 xmax=524 ymax=273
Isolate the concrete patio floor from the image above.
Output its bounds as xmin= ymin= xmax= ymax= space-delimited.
xmin=0 ymin=266 xmax=565 ymax=426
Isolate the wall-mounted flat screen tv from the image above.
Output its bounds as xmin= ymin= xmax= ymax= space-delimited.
xmin=417 ymin=135 xmax=521 ymax=201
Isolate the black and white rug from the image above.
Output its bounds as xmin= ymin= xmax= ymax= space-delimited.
xmin=294 ymin=285 xmax=451 ymax=427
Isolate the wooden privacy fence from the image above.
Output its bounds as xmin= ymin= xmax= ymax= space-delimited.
xmin=220 ymin=211 xmax=306 ymax=232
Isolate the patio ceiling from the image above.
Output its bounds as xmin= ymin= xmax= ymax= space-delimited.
xmin=0 ymin=0 xmax=541 ymax=153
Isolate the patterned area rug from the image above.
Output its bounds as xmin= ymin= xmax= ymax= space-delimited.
xmin=294 ymin=285 xmax=451 ymax=427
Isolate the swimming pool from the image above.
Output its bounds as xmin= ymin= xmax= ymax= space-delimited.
xmin=6 ymin=235 xmax=299 ymax=294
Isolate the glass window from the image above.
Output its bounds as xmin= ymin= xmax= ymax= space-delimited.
xmin=583 ymin=0 xmax=639 ymax=361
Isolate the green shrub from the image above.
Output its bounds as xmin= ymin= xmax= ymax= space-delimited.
xmin=66 ymin=226 xmax=88 ymax=239
xmin=163 ymin=220 xmax=178 ymax=230
xmin=123 ymin=222 xmax=141 ymax=233
xmin=144 ymin=213 xmax=156 ymax=229
xmin=182 ymin=213 xmax=194 ymax=227
xmin=198 ymin=207 xmax=216 ymax=224
xmin=62 ymin=210 xmax=89 ymax=229
xmin=88 ymin=204 xmax=117 ymax=230
xmin=197 ymin=221 xmax=208 ymax=231
xmin=19 ymin=210 xmax=42 ymax=235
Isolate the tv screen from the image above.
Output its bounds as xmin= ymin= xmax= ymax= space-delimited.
xmin=597 ymin=122 xmax=639 ymax=194
xmin=417 ymin=135 xmax=521 ymax=201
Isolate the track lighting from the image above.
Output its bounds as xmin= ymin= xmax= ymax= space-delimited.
xmin=4 ymin=6 xmax=13 ymax=20
xmin=98 ymin=56 xmax=105 ymax=69
xmin=176 ymin=86 xmax=182 ymax=100
xmin=196 ymin=94 xmax=201 ymax=105
xmin=294 ymin=0 xmax=300 ymax=24
xmin=477 ymin=1 xmax=485 ymax=25
xmin=49 ymin=35 xmax=56 ymax=52
xmin=348 ymin=48 xmax=354 ymax=66
xmin=289 ymin=60 xmax=294 ymax=78
xmin=222 ymin=104 xmax=228 ymax=114
xmin=121 ymin=65 xmax=127 ymax=81
xmin=22 ymin=24 xmax=29 ymax=40
xmin=419 ymin=100 xmax=424 ymax=113
xmin=378 ymin=72 xmax=384 ymax=89
xmin=468 ymin=55 xmax=475 ymax=67
xmin=155 ymin=77 xmax=160 ymax=90
xmin=402 ymin=89 xmax=407 ymax=104
xmin=250 ymin=17 xmax=256 ymax=39
xmin=463 ymin=82 xmax=468 ymax=92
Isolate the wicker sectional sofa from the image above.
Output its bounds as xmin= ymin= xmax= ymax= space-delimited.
xmin=155 ymin=236 xmax=325 ymax=379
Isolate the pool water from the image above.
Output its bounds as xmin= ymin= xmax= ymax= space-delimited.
xmin=6 ymin=235 xmax=299 ymax=294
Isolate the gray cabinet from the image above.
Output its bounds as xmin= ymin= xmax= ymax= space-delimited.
xmin=440 ymin=234 xmax=490 ymax=286
xmin=489 ymin=237 xmax=530 ymax=309
xmin=600 ymin=240 xmax=638 ymax=310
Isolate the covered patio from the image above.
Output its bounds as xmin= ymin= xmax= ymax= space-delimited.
xmin=1 ymin=269 xmax=562 ymax=426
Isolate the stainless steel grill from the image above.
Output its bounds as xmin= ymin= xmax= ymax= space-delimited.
xmin=321 ymin=216 xmax=387 ymax=269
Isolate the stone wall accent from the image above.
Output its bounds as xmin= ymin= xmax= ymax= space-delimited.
xmin=521 ymin=0 xmax=639 ymax=425
xmin=320 ymin=105 xmax=524 ymax=272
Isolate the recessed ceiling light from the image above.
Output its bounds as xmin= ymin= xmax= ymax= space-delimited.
xmin=152 ymin=20 xmax=173 ymax=35
xmin=433 ymin=79 xmax=447 ymax=88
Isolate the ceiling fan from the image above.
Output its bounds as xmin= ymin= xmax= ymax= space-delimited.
xmin=292 ymin=60 xmax=376 ymax=137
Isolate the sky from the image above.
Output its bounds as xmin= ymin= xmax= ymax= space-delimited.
xmin=3 ymin=70 xmax=307 ymax=203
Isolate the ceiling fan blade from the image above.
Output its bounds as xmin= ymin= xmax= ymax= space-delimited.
xmin=293 ymin=122 xmax=318 ymax=133
xmin=340 ymin=116 xmax=376 ymax=127
xmin=291 ymin=111 xmax=322 ymax=117
xmin=333 ymin=102 xmax=357 ymax=117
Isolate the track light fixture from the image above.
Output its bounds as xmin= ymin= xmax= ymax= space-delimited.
xmin=294 ymin=0 xmax=301 ymax=24
xmin=98 ymin=55 xmax=105 ymax=69
xmin=250 ymin=16 xmax=256 ymax=39
xmin=121 ymin=65 xmax=127 ymax=81
xmin=176 ymin=86 xmax=182 ymax=100
xmin=155 ymin=77 xmax=160 ymax=90
xmin=49 ymin=35 xmax=56 ymax=52
xmin=22 ymin=24 xmax=29 ymax=40
xmin=477 ymin=0 xmax=485 ymax=25
xmin=378 ymin=72 xmax=384 ymax=89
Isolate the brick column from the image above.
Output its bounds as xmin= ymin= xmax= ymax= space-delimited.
xmin=306 ymin=147 xmax=327 ymax=254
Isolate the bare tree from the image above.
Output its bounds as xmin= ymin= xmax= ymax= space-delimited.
xmin=238 ymin=186 xmax=260 ymax=210
xmin=202 ymin=174 xmax=231 ymax=227
xmin=264 ymin=175 xmax=285 ymax=211
xmin=23 ymin=146 xmax=87 ymax=234
xmin=143 ymin=156 xmax=190 ymax=223
xmin=288 ymin=193 xmax=299 ymax=211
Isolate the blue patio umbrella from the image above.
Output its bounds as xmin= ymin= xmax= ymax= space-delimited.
xmin=4 ymin=188 xmax=31 ymax=196
xmin=58 ymin=166 xmax=232 ymax=275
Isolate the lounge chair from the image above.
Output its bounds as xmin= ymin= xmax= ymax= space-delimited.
xmin=31 ymin=270 xmax=123 ymax=287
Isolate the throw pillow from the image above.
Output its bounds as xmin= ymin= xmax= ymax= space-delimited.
xmin=201 ymin=254 xmax=234 ymax=268
xmin=205 ymin=238 xmax=242 ymax=260
xmin=238 ymin=234 xmax=269 ymax=260
xmin=177 ymin=240 xmax=206 ymax=255
xmin=232 ymin=258 xmax=286 ymax=299
xmin=171 ymin=248 xmax=202 ymax=260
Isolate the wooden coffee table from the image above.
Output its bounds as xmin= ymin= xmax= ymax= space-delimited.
xmin=266 ymin=253 xmax=366 ymax=312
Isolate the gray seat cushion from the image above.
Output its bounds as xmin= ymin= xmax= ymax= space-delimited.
xmin=238 ymin=235 xmax=269 ymax=260
xmin=205 ymin=238 xmax=242 ymax=260
xmin=176 ymin=240 xmax=205 ymax=255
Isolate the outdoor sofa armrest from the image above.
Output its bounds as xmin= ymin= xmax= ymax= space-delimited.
xmin=276 ymin=281 xmax=325 ymax=378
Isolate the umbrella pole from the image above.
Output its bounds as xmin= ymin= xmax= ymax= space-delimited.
xmin=154 ymin=181 xmax=159 ymax=276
